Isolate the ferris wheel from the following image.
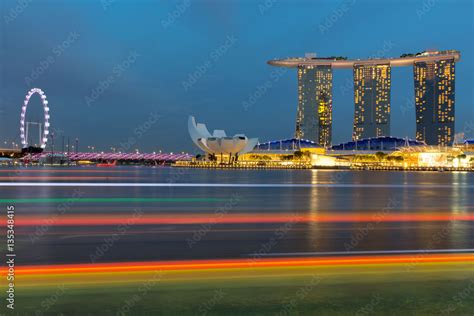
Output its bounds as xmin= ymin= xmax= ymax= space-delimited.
xmin=20 ymin=88 xmax=50 ymax=149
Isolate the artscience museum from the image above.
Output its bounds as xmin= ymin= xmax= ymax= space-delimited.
xmin=188 ymin=116 xmax=258 ymax=161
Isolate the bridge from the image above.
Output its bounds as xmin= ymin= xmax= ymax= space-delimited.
xmin=23 ymin=151 xmax=193 ymax=163
xmin=4 ymin=88 xmax=194 ymax=164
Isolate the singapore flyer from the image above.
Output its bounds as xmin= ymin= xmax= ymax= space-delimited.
xmin=20 ymin=88 xmax=50 ymax=149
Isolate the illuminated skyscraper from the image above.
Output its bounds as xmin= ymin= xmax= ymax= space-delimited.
xmin=295 ymin=65 xmax=333 ymax=146
xmin=268 ymin=50 xmax=460 ymax=146
xmin=414 ymin=59 xmax=455 ymax=146
xmin=352 ymin=64 xmax=391 ymax=140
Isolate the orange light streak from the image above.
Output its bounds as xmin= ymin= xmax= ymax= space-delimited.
xmin=8 ymin=254 xmax=474 ymax=276
xmin=14 ymin=212 xmax=474 ymax=227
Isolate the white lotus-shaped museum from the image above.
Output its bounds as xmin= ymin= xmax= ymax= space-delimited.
xmin=188 ymin=116 xmax=258 ymax=155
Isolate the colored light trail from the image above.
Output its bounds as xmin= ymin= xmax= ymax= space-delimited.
xmin=255 ymin=249 xmax=474 ymax=257
xmin=0 ymin=197 xmax=227 ymax=204
xmin=1 ymin=182 xmax=474 ymax=188
xmin=13 ymin=212 xmax=474 ymax=226
xmin=8 ymin=254 xmax=474 ymax=276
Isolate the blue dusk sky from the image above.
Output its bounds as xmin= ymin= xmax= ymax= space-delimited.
xmin=0 ymin=0 xmax=473 ymax=152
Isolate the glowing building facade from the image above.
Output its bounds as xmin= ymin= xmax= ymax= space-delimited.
xmin=414 ymin=59 xmax=455 ymax=146
xmin=295 ymin=65 xmax=333 ymax=147
xmin=352 ymin=64 xmax=391 ymax=140
xmin=268 ymin=50 xmax=460 ymax=147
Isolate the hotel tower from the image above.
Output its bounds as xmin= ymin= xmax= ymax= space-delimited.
xmin=268 ymin=50 xmax=460 ymax=147
xmin=414 ymin=59 xmax=456 ymax=146
xmin=352 ymin=64 xmax=391 ymax=140
xmin=295 ymin=65 xmax=333 ymax=147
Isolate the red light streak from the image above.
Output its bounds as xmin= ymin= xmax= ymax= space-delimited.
xmin=15 ymin=212 xmax=474 ymax=227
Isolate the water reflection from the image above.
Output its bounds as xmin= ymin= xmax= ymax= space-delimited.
xmin=0 ymin=167 xmax=472 ymax=264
